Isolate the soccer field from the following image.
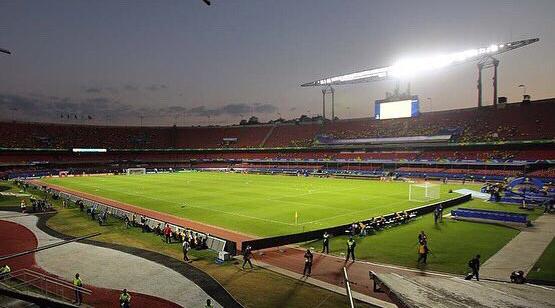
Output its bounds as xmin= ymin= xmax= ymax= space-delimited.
xmin=43 ymin=172 xmax=468 ymax=237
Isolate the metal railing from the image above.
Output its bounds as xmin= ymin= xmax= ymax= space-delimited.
xmin=0 ymin=268 xmax=92 ymax=305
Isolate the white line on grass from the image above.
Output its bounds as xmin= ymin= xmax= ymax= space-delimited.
xmin=74 ymin=182 xmax=298 ymax=226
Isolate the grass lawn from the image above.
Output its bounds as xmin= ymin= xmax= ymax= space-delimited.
xmin=0 ymin=183 xmax=29 ymax=206
xmin=0 ymin=182 xmax=371 ymax=308
xmin=528 ymin=238 xmax=555 ymax=282
xmin=43 ymin=172 xmax=478 ymax=237
xmin=303 ymin=199 xmax=522 ymax=274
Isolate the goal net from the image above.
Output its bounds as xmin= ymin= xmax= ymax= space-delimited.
xmin=409 ymin=183 xmax=440 ymax=202
xmin=126 ymin=168 xmax=146 ymax=175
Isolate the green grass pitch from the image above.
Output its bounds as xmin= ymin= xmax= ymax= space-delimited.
xmin=44 ymin=171 xmax=474 ymax=237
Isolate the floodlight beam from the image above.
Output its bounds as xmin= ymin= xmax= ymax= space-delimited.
xmin=301 ymin=38 xmax=539 ymax=87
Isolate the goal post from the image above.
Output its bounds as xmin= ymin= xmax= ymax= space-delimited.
xmin=409 ymin=183 xmax=440 ymax=202
xmin=126 ymin=168 xmax=146 ymax=175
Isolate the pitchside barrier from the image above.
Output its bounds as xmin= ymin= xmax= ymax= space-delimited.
xmin=451 ymin=208 xmax=529 ymax=225
xmin=242 ymin=194 xmax=471 ymax=251
xmin=29 ymin=183 xmax=236 ymax=255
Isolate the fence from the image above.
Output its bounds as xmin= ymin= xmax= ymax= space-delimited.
xmin=0 ymin=268 xmax=92 ymax=306
xmin=242 ymin=194 xmax=471 ymax=251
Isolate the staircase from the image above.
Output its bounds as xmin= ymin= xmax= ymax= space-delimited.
xmin=259 ymin=125 xmax=276 ymax=147
xmin=0 ymin=269 xmax=92 ymax=307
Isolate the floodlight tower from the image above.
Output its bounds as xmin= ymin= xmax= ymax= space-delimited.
xmin=301 ymin=38 xmax=539 ymax=115
xmin=321 ymin=85 xmax=335 ymax=122
xmin=477 ymin=56 xmax=500 ymax=107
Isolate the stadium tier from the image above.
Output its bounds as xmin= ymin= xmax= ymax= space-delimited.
xmin=1 ymin=99 xmax=554 ymax=180
xmin=1 ymin=98 xmax=554 ymax=149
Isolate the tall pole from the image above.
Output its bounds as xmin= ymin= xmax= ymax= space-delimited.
xmin=331 ymin=87 xmax=335 ymax=121
xmin=477 ymin=63 xmax=483 ymax=108
xmin=492 ymin=58 xmax=499 ymax=106
xmin=322 ymin=88 xmax=326 ymax=121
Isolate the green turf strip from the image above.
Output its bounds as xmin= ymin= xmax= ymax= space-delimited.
xmin=303 ymin=199 xmax=522 ymax=274
xmin=527 ymin=238 xmax=555 ymax=282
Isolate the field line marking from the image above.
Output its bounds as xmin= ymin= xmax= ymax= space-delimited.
xmin=73 ymin=181 xmax=299 ymax=227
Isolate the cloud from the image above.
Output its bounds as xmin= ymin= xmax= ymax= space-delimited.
xmin=0 ymin=93 xmax=134 ymax=122
xmin=84 ymin=87 xmax=102 ymax=93
xmin=187 ymin=103 xmax=278 ymax=117
xmin=0 ymin=92 xmax=277 ymax=125
xmin=124 ymin=84 xmax=139 ymax=91
xmin=0 ymin=94 xmax=38 ymax=111
xmin=145 ymin=84 xmax=168 ymax=91
xmin=254 ymin=104 xmax=278 ymax=113
xmin=159 ymin=105 xmax=188 ymax=115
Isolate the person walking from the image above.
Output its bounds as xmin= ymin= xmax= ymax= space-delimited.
xmin=20 ymin=200 xmax=26 ymax=213
xmin=466 ymin=255 xmax=481 ymax=281
xmin=303 ymin=249 xmax=313 ymax=276
xmin=417 ymin=243 xmax=429 ymax=265
xmin=163 ymin=224 xmax=172 ymax=243
xmin=438 ymin=204 xmax=443 ymax=222
xmin=322 ymin=231 xmax=330 ymax=254
xmin=119 ymin=289 xmax=131 ymax=308
xmin=73 ymin=273 xmax=83 ymax=305
xmin=242 ymin=245 xmax=254 ymax=270
xmin=345 ymin=237 xmax=356 ymax=262
xmin=182 ymin=239 xmax=191 ymax=262
xmin=205 ymin=299 xmax=214 ymax=308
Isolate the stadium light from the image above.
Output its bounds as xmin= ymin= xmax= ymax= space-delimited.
xmin=301 ymin=38 xmax=538 ymax=87
xmin=518 ymin=84 xmax=527 ymax=95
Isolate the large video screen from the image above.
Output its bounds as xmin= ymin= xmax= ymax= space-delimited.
xmin=374 ymin=97 xmax=419 ymax=120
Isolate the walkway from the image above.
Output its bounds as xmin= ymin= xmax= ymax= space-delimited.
xmin=481 ymin=214 xmax=555 ymax=281
xmin=375 ymin=271 xmax=554 ymax=308
xmin=0 ymin=211 xmax=222 ymax=307
xmin=255 ymin=246 xmax=458 ymax=307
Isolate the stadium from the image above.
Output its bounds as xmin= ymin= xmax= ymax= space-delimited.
xmin=1 ymin=1 xmax=554 ymax=308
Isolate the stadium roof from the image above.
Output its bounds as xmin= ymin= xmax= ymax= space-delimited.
xmin=301 ymin=38 xmax=539 ymax=87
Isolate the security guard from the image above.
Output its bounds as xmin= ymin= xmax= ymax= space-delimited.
xmin=242 ymin=245 xmax=254 ymax=269
xmin=346 ymin=237 xmax=356 ymax=262
xmin=119 ymin=289 xmax=131 ymax=308
xmin=303 ymin=249 xmax=313 ymax=276
xmin=322 ymin=232 xmax=330 ymax=254
xmin=466 ymin=255 xmax=480 ymax=281
xmin=0 ymin=264 xmax=11 ymax=280
xmin=73 ymin=273 xmax=83 ymax=305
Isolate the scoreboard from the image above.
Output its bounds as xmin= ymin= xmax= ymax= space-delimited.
xmin=374 ymin=96 xmax=420 ymax=120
